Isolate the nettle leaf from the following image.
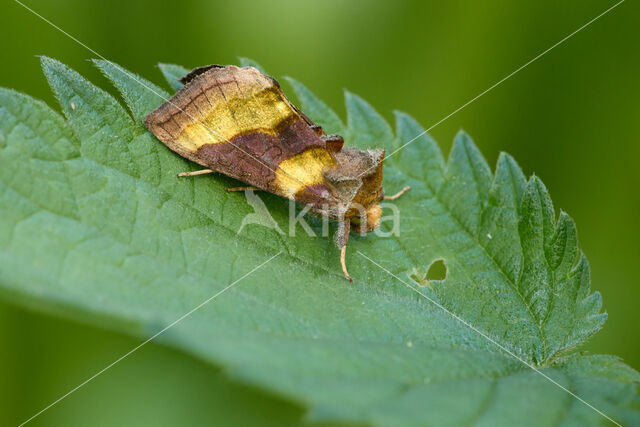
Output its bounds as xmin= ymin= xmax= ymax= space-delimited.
xmin=0 ymin=57 xmax=638 ymax=426
xmin=284 ymin=77 xmax=345 ymax=135
xmin=238 ymin=56 xmax=268 ymax=74
xmin=345 ymin=90 xmax=395 ymax=150
xmin=158 ymin=63 xmax=189 ymax=91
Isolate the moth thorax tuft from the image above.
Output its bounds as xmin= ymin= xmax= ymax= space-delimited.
xmin=350 ymin=203 xmax=382 ymax=233
xmin=365 ymin=203 xmax=382 ymax=231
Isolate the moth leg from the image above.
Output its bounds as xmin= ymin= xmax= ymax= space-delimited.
xmin=177 ymin=169 xmax=215 ymax=177
xmin=226 ymin=186 xmax=259 ymax=192
xmin=335 ymin=219 xmax=353 ymax=282
xmin=384 ymin=186 xmax=411 ymax=201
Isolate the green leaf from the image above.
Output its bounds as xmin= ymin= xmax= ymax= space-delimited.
xmin=391 ymin=111 xmax=444 ymax=193
xmin=238 ymin=57 xmax=267 ymax=74
xmin=158 ymin=63 xmax=190 ymax=91
xmin=94 ymin=59 xmax=169 ymax=123
xmin=345 ymin=90 xmax=394 ymax=150
xmin=284 ymin=77 xmax=345 ymax=135
xmin=0 ymin=57 xmax=638 ymax=426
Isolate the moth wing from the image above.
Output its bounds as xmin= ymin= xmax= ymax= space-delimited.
xmin=144 ymin=65 xmax=339 ymax=201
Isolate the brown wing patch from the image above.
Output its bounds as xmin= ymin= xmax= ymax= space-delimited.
xmin=144 ymin=65 xmax=339 ymax=200
xmin=145 ymin=65 xmax=296 ymax=161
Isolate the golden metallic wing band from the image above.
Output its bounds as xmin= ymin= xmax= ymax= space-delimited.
xmin=145 ymin=65 xmax=338 ymax=199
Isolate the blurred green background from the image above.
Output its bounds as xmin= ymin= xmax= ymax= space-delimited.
xmin=1 ymin=0 xmax=638 ymax=425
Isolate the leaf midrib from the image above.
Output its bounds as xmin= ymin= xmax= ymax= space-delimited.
xmin=379 ymin=166 xmax=545 ymax=363
xmin=386 ymin=136 xmax=542 ymax=350
xmin=1 ymin=119 xmax=439 ymax=350
xmin=1 ymin=174 xmax=522 ymax=365
xmin=433 ymin=172 xmax=546 ymax=361
xmin=7 ymin=88 xmax=549 ymax=364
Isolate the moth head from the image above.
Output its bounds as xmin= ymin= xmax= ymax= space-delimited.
xmin=325 ymin=147 xmax=386 ymax=232
xmin=328 ymin=148 xmax=384 ymax=198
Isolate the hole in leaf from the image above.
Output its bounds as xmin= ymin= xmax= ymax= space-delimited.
xmin=409 ymin=259 xmax=448 ymax=288
xmin=426 ymin=259 xmax=447 ymax=281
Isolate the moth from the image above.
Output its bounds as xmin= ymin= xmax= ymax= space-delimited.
xmin=144 ymin=64 xmax=409 ymax=281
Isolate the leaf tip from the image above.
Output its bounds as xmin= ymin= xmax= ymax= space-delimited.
xmin=452 ymin=129 xmax=476 ymax=153
xmin=555 ymin=209 xmax=577 ymax=239
xmin=557 ymin=209 xmax=571 ymax=222
xmin=237 ymin=57 xmax=267 ymax=74
xmin=526 ymin=173 xmax=543 ymax=189
xmin=392 ymin=109 xmax=410 ymax=122
xmin=343 ymin=90 xmax=359 ymax=110
xmin=527 ymin=176 xmax=553 ymax=208
xmin=282 ymin=75 xmax=300 ymax=90
xmin=39 ymin=56 xmax=69 ymax=86
xmin=90 ymin=58 xmax=107 ymax=66
xmin=496 ymin=151 xmax=526 ymax=183
xmin=450 ymin=129 xmax=476 ymax=156
xmin=497 ymin=151 xmax=512 ymax=164
xmin=454 ymin=128 xmax=471 ymax=140
xmin=344 ymin=89 xmax=370 ymax=107
xmin=39 ymin=55 xmax=57 ymax=69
